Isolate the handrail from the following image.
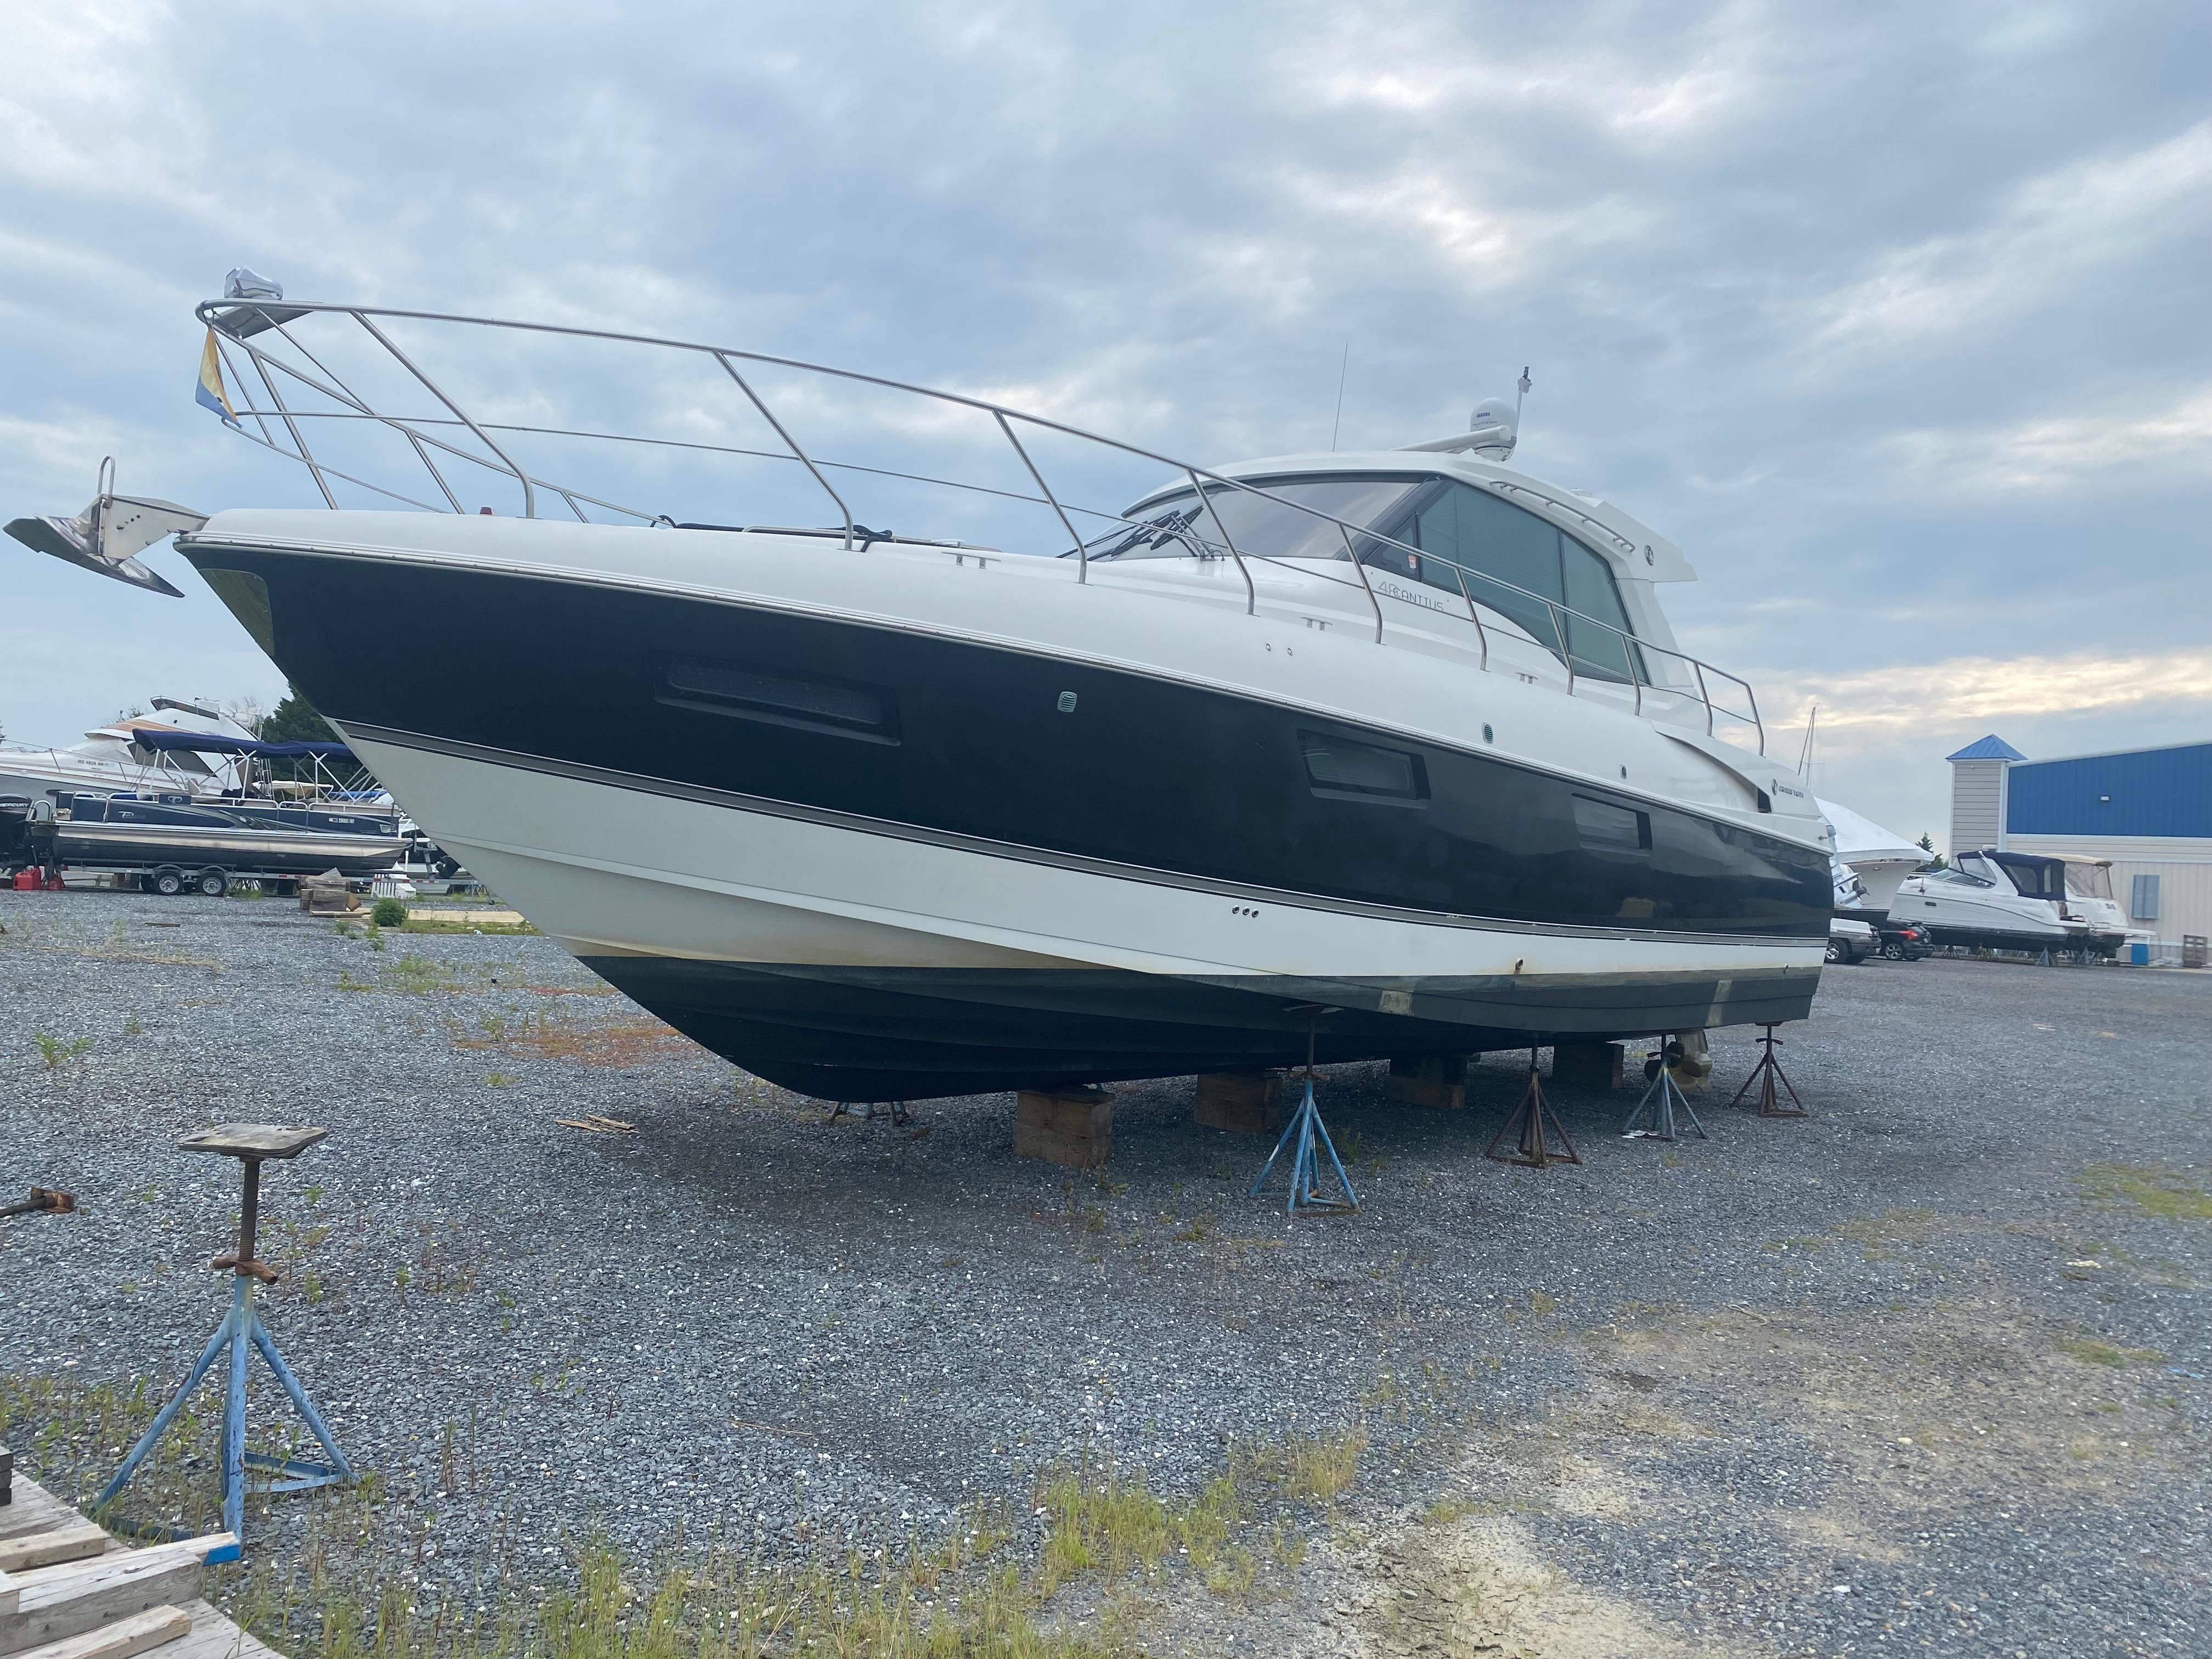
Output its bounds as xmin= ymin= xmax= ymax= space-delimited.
xmin=193 ymin=297 xmax=1765 ymax=754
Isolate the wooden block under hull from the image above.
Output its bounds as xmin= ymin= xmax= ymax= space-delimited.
xmin=1552 ymin=1041 xmax=1626 ymax=1090
xmin=1194 ymin=1071 xmax=1284 ymax=1135
xmin=1387 ymin=1054 xmax=1468 ymax=1111
xmin=1014 ymin=1089 xmax=1114 ymax=1168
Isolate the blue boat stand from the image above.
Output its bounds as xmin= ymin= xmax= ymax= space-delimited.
xmin=97 ymin=1138 xmax=351 ymax=1544
xmin=1249 ymin=1012 xmax=1358 ymax=1214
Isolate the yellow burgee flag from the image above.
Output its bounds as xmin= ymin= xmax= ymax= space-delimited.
xmin=195 ymin=329 xmax=240 ymax=427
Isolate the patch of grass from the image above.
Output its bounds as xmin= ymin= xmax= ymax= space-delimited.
xmin=2056 ymin=1336 xmax=2164 ymax=1368
xmin=2079 ymin=1164 xmax=2212 ymax=1222
xmin=399 ymin=915 xmax=540 ymax=935
xmin=1832 ymin=1206 xmax=1939 ymax=1260
xmin=454 ymin=1007 xmax=696 ymax=1068
xmin=369 ymin=896 xmax=408 ymax=928
xmin=31 ymin=1032 xmax=94 ymax=1069
xmin=1249 ymin=1427 xmax=1366 ymax=1504
xmin=9 ymin=1368 xmax=1348 ymax=1657
xmin=391 ymin=953 xmax=462 ymax=995
xmin=1419 ymin=1497 xmax=1481 ymax=1526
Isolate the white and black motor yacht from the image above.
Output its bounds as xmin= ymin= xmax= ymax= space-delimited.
xmin=6 ymin=292 xmax=1834 ymax=1098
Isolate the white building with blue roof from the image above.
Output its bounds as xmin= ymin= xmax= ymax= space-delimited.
xmin=1948 ymin=735 xmax=2212 ymax=954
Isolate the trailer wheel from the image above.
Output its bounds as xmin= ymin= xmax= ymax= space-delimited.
xmin=197 ymin=870 xmax=229 ymax=898
xmin=149 ymin=867 xmax=186 ymax=896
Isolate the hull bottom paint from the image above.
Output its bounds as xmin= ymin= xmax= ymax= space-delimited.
xmin=578 ymin=957 xmax=1819 ymax=1101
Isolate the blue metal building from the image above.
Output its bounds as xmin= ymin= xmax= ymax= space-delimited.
xmin=1946 ymin=737 xmax=2212 ymax=951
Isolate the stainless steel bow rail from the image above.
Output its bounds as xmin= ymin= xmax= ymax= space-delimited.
xmin=195 ymin=298 xmax=1766 ymax=755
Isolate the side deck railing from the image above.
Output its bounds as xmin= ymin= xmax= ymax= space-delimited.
xmin=196 ymin=298 xmax=1765 ymax=756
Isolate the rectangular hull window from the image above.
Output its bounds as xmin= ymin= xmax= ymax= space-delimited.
xmin=1301 ymin=733 xmax=1428 ymax=803
xmin=659 ymin=662 xmax=898 ymax=742
xmin=1572 ymin=794 xmax=1651 ymax=854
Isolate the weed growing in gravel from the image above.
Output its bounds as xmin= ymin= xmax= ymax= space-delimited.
xmin=2078 ymin=1163 xmax=2212 ymax=1222
xmin=455 ymin=1007 xmax=693 ymax=1067
xmin=393 ymin=953 xmax=462 ymax=994
xmin=2056 ymin=1336 xmax=2164 ymax=1367
xmin=1833 ymin=1206 xmax=1939 ymax=1260
xmin=30 ymin=1031 xmax=94 ymax=1068
xmin=1249 ymin=1427 xmax=1368 ymax=1504
xmin=5 ymin=1367 xmax=1359 ymax=1656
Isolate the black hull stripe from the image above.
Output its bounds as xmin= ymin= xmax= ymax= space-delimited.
xmin=186 ymin=533 xmax=1813 ymax=854
xmin=352 ymin=720 xmax=1817 ymax=949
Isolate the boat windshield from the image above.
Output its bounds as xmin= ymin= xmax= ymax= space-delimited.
xmin=1079 ymin=477 xmax=1426 ymax=563
xmin=2063 ymin=862 xmax=2114 ymax=900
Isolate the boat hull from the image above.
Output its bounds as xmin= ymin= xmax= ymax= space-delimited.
xmin=46 ymin=820 xmax=405 ymax=879
xmin=180 ymin=519 xmax=1829 ymax=1097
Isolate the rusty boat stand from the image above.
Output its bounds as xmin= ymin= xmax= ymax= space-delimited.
xmin=1485 ymin=1045 xmax=1582 ymax=1169
xmin=0 ymin=1187 xmax=76 ymax=1220
xmin=1728 ymin=1023 xmax=1808 ymax=1118
xmin=96 ymin=1125 xmax=351 ymax=1547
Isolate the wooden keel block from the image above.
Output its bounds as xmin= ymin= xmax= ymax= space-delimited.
xmin=9 ymin=1605 xmax=191 ymax=1659
xmin=0 ymin=1572 xmax=16 ymax=1618
xmin=1013 ymin=1089 xmax=1113 ymax=1168
xmin=1552 ymin=1041 xmax=1625 ymax=1090
xmin=1387 ymin=1054 xmax=1468 ymax=1111
xmin=1194 ymin=1071 xmax=1284 ymax=1135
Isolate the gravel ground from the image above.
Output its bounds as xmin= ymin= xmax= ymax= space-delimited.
xmin=1 ymin=887 xmax=2206 ymax=1656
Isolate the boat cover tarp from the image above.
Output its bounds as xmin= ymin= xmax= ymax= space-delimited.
xmin=128 ymin=728 xmax=358 ymax=762
xmin=1816 ymin=796 xmax=1922 ymax=863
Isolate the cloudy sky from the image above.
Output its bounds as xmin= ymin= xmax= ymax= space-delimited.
xmin=3 ymin=0 xmax=2206 ymax=845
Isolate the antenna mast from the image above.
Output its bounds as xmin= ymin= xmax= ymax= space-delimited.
xmin=1330 ymin=342 xmax=1350 ymax=452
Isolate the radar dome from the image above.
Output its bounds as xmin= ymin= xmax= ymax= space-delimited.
xmin=1466 ymin=395 xmax=1518 ymax=460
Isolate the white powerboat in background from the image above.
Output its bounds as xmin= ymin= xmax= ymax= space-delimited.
xmin=1818 ymin=796 xmax=1924 ymax=924
xmin=0 ymin=698 xmax=254 ymax=803
xmin=1893 ymin=848 xmax=2121 ymax=958
xmin=8 ymin=287 xmax=1835 ymax=1099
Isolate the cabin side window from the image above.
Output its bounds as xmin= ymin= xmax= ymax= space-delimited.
xmin=1572 ymin=794 xmax=1651 ymax=856
xmin=1389 ymin=484 xmax=1643 ymax=684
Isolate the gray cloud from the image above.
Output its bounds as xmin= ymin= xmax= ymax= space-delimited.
xmin=3 ymin=0 xmax=2205 ymax=840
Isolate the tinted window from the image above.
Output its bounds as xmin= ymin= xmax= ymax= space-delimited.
xmin=1386 ymin=484 xmax=1639 ymax=679
xmin=1301 ymin=732 xmax=1428 ymax=802
xmin=1561 ymin=540 xmax=1638 ymax=682
xmin=660 ymin=662 xmax=897 ymax=742
xmin=1572 ymin=794 xmax=1650 ymax=855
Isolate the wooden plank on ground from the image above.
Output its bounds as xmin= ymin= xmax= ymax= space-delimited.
xmin=0 ymin=1571 xmax=15 ymax=1616
xmin=0 ymin=1534 xmax=229 ymax=1657
xmin=7 ymin=1605 xmax=191 ymax=1659
xmin=0 ymin=1531 xmax=105 ymax=1577
xmin=0 ymin=1480 xmax=89 ymax=1547
xmin=161 ymin=1601 xmax=283 ymax=1659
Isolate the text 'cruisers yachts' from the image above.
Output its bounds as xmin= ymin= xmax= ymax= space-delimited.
xmin=7 ymin=287 xmax=1832 ymax=1098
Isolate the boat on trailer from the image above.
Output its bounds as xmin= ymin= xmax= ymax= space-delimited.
xmin=5 ymin=288 xmax=1831 ymax=1098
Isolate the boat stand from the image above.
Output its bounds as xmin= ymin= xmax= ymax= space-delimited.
xmin=826 ymin=1099 xmax=912 ymax=1127
xmin=1250 ymin=1012 xmax=1357 ymax=1215
xmin=97 ymin=1126 xmax=352 ymax=1544
xmin=1727 ymin=1024 xmax=1806 ymax=1118
xmin=1623 ymin=1039 xmax=1708 ymax=1142
xmin=1484 ymin=1046 xmax=1581 ymax=1169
